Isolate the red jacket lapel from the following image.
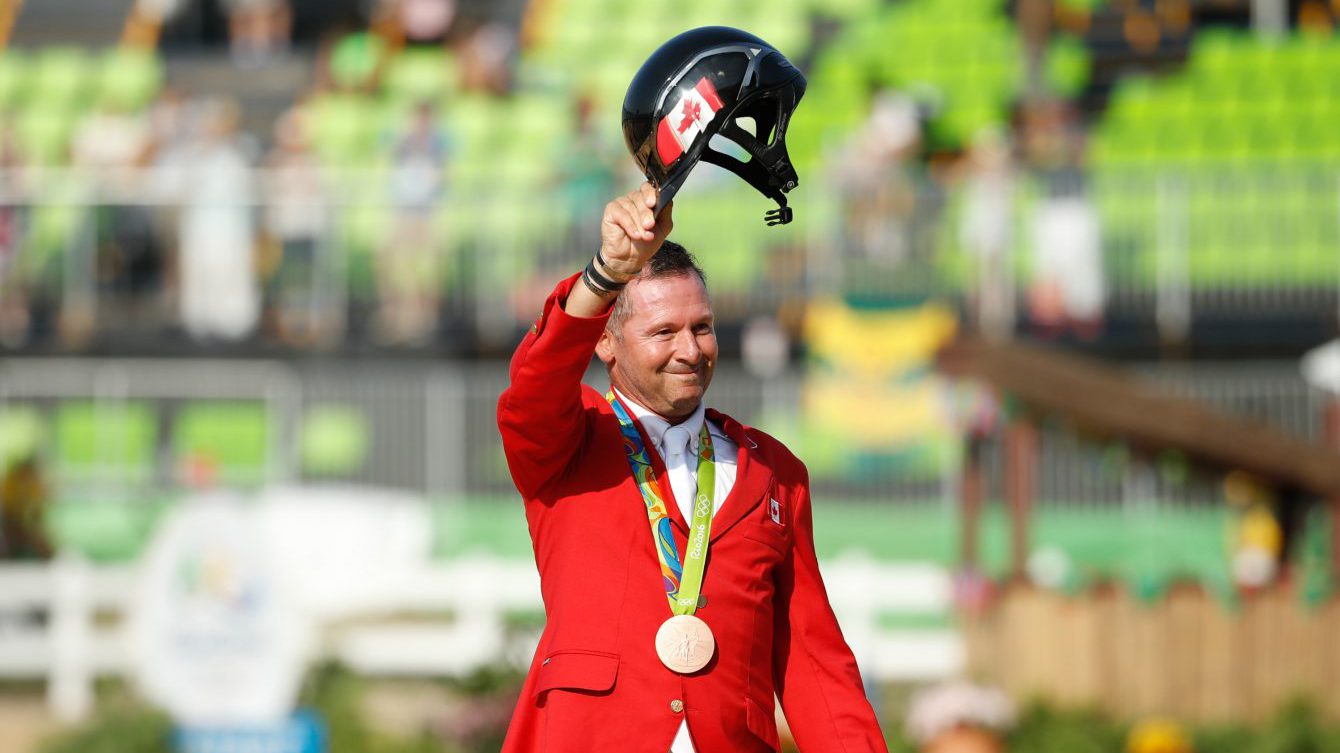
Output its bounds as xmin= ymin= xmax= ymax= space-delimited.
xmin=705 ymin=409 xmax=772 ymax=543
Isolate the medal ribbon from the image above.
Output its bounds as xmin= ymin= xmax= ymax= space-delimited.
xmin=607 ymin=392 xmax=715 ymax=616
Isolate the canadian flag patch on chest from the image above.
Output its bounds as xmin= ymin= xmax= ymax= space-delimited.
xmin=656 ymin=77 xmax=726 ymax=166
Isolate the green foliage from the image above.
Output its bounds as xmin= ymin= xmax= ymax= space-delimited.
xmin=890 ymin=700 xmax=1340 ymax=753
xmin=40 ymin=696 xmax=172 ymax=753
xmin=300 ymin=662 xmax=444 ymax=753
xmin=1008 ymin=702 xmax=1128 ymax=753
xmin=1244 ymin=701 xmax=1340 ymax=753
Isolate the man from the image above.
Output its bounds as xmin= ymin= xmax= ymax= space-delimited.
xmin=497 ymin=183 xmax=888 ymax=753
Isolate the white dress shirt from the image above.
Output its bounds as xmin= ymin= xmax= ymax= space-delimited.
xmin=614 ymin=389 xmax=738 ymax=753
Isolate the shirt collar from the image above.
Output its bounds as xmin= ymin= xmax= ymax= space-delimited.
xmin=613 ymin=388 xmax=706 ymax=457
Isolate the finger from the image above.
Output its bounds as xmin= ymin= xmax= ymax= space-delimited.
xmin=626 ymin=196 xmax=655 ymax=229
xmin=607 ymin=205 xmax=642 ymax=242
xmin=619 ymin=197 xmax=656 ymax=238
xmin=639 ymin=182 xmax=658 ymax=208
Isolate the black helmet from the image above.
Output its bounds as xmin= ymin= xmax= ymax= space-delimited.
xmin=622 ymin=26 xmax=807 ymax=226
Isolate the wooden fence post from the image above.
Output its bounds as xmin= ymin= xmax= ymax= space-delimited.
xmin=1005 ymin=416 xmax=1038 ymax=579
xmin=961 ymin=436 xmax=984 ymax=570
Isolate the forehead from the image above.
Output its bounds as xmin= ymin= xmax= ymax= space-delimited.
xmin=623 ymin=273 xmax=712 ymax=324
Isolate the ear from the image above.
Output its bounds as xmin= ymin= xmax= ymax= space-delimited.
xmin=596 ymin=328 xmax=616 ymax=366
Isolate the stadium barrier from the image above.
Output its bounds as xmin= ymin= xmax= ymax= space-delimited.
xmin=0 ymin=357 xmax=1326 ymax=506
xmin=0 ymin=554 xmax=961 ymax=719
xmin=0 ymin=165 xmax=1337 ymax=349
xmin=965 ymin=581 xmax=1340 ymax=723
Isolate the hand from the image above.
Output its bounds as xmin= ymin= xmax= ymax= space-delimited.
xmin=598 ymin=182 xmax=674 ymax=280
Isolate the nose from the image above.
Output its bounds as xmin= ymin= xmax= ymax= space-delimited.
xmin=674 ymin=329 xmax=701 ymax=363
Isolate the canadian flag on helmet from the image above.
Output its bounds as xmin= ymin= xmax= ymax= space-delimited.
xmin=656 ymin=77 xmax=726 ymax=166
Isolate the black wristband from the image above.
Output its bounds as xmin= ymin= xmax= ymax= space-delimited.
xmin=581 ymin=267 xmax=617 ymax=296
xmin=584 ymin=258 xmax=627 ymax=293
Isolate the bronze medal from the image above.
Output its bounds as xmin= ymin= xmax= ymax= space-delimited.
xmin=655 ymin=614 xmax=715 ymax=674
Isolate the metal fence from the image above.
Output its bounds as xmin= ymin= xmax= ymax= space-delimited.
xmin=0 ymin=357 xmax=1327 ymax=506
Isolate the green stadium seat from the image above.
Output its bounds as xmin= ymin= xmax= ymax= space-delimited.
xmin=24 ymin=171 xmax=89 ymax=271
xmin=384 ymin=47 xmax=456 ymax=106
xmin=30 ymin=48 xmax=90 ymax=111
xmin=0 ymin=52 xmax=28 ymax=112
xmin=173 ymin=401 xmax=271 ymax=487
xmin=300 ymin=405 xmax=370 ymax=477
xmin=444 ymin=95 xmax=505 ymax=157
xmin=330 ymin=32 xmax=386 ymax=91
xmin=53 ymin=401 xmax=158 ymax=488
xmin=98 ymin=49 xmax=163 ymax=112
xmin=806 ymin=0 xmax=880 ymax=21
xmin=15 ymin=105 xmax=76 ymax=165
xmin=306 ymin=94 xmax=382 ymax=166
xmin=1046 ymin=36 xmax=1090 ymax=97
xmin=0 ymin=405 xmax=45 ymax=468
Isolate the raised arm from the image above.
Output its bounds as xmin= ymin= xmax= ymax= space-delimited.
xmin=496 ymin=183 xmax=672 ymax=497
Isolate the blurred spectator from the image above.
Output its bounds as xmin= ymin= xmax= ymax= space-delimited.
xmin=73 ymin=100 xmax=164 ymax=333
xmin=957 ymin=127 xmax=1017 ymax=341
xmin=459 ymin=22 xmax=516 ymax=95
xmin=0 ymin=456 xmax=52 ymax=560
xmin=223 ymin=0 xmax=292 ymax=67
xmin=263 ymin=105 xmax=332 ymax=346
xmin=379 ymin=100 xmax=448 ymax=344
xmin=1298 ymin=1 xmax=1335 ymax=36
xmin=556 ymin=95 xmax=617 ymax=261
xmin=832 ymin=89 xmax=921 ymax=265
xmin=394 ymin=0 xmax=458 ymax=44
xmin=1028 ymin=170 xmax=1104 ymax=339
xmin=72 ymin=101 xmax=152 ymax=173
xmin=741 ymin=315 xmax=789 ymax=380
xmin=148 ymin=88 xmax=195 ymax=160
xmin=0 ymin=126 xmax=29 ymax=347
xmin=164 ymin=99 xmax=260 ymax=341
xmin=1018 ymin=97 xmax=1084 ymax=175
xmin=509 ymin=95 xmax=618 ymax=322
xmin=905 ymin=681 xmax=1015 ymax=753
xmin=1224 ymin=471 xmax=1283 ymax=589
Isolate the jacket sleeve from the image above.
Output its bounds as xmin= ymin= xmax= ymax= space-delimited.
xmin=773 ymin=464 xmax=890 ymax=753
xmin=497 ymin=273 xmax=612 ymax=499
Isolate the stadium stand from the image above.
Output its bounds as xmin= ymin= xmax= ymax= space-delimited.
xmin=1 ymin=0 xmax=1336 ymax=352
xmin=1091 ymin=30 xmax=1340 ymax=288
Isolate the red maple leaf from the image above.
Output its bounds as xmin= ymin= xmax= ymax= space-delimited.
xmin=677 ymin=98 xmax=702 ymax=134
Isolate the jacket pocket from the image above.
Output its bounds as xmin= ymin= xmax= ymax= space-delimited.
xmin=741 ymin=523 xmax=790 ymax=556
xmin=533 ymin=649 xmax=619 ymax=698
xmin=745 ymin=696 xmax=781 ymax=752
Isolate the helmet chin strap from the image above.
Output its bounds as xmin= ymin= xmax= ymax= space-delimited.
xmin=699 ymin=146 xmax=793 ymax=226
xmin=697 ymin=97 xmax=800 ymax=226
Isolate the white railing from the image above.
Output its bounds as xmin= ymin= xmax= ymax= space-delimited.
xmin=0 ymin=553 xmax=961 ymax=720
xmin=1 ymin=357 xmax=1324 ymax=504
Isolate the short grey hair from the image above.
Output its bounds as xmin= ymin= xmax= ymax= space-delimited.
xmin=606 ymin=240 xmax=708 ymax=339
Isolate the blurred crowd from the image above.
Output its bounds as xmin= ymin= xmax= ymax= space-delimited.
xmin=0 ymin=83 xmax=1110 ymax=354
xmin=0 ymin=0 xmax=1128 ymax=355
xmin=831 ymin=85 xmax=1105 ymax=343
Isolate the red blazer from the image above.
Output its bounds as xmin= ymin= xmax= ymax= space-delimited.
xmin=497 ymin=274 xmax=889 ymax=753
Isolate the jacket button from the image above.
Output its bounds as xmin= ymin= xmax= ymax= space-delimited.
xmin=670 ymin=699 xmax=684 ymax=714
